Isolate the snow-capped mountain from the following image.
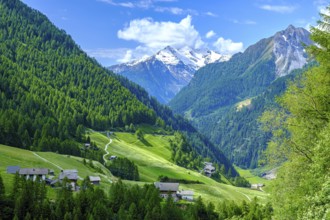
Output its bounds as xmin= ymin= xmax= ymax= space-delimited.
xmin=109 ymin=46 xmax=229 ymax=103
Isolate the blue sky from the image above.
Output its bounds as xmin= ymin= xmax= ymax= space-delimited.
xmin=22 ymin=0 xmax=328 ymax=66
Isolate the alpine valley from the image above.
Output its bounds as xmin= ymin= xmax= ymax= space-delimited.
xmin=1 ymin=0 xmax=330 ymax=219
xmin=109 ymin=46 xmax=230 ymax=103
xmin=169 ymin=25 xmax=313 ymax=168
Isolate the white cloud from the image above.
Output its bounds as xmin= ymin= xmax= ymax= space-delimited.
xmin=205 ymin=12 xmax=218 ymax=17
xmin=213 ymin=37 xmax=244 ymax=55
xmin=117 ymin=50 xmax=133 ymax=63
xmin=118 ymin=15 xmax=205 ymax=51
xmin=205 ymin=30 xmax=216 ymax=39
xmin=98 ymin=0 xmax=135 ymax=8
xmin=259 ymin=5 xmax=297 ymax=13
xmin=231 ymin=19 xmax=257 ymax=25
xmin=155 ymin=7 xmax=198 ymax=15
xmin=98 ymin=0 xmax=155 ymax=9
xmin=85 ymin=47 xmax=153 ymax=64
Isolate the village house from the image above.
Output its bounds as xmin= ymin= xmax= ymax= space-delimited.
xmin=109 ymin=155 xmax=117 ymax=160
xmin=19 ymin=168 xmax=49 ymax=181
xmin=89 ymin=176 xmax=101 ymax=185
xmin=58 ymin=169 xmax=79 ymax=190
xmin=203 ymin=162 xmax=216 ymax=177
xmin=251 ymin=183 xmax=264 ymax=190
xmin=154 ymin=182 xmax=179 ymax=200
xmin=6 ymin=166 xmax=20 ymax=174
xmin=177 ymin=190 xmax=194 ymax=201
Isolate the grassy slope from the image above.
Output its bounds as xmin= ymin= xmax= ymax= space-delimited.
xmin=89 ymin=129 xmax=268 ymax=205
xmin=0 ymin=144 xmax=114 ymax=197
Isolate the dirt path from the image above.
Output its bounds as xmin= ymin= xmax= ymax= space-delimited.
xmin=103 ymin=137 xmax=112 ymax=164
xmin=33 ymin=152 xmax=63 ymax=170
xmin=235 ymin=190 xmax=252 ymax=201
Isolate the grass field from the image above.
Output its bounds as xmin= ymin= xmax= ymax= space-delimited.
xmin=0 ymin=144 xmax=114 ymax=197
xmin=89 ymin=128 xmax=269 ymax=205
xmin=0 ymin=127 xmax=270 ymax=205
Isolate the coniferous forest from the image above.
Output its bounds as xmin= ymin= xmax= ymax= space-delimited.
xmin=0 ymin=174 xmax=272 ymax=220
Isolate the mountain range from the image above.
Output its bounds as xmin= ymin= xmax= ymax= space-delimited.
xmin=169 ymin=25 xmax=313 ymax=168
xmin=109 ymin=46 xmax=230 ymax=103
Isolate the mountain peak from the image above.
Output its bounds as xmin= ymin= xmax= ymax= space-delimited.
xmin=273 ymin=26 xmax=313 ymax=77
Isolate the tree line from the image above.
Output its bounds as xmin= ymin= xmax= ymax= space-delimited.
xmin=0 ymin=174 xmax=272 ymax=220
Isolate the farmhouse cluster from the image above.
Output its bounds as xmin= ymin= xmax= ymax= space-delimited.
xmin=154 ymin=182 xmax=194 ymax=201
xmin=6 ymin=166 xmax=101 ymax=191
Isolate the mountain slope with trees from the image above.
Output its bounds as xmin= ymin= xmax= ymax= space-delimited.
xmin=261 ymin=7 xmax=330 ymax=219
xmin=169 ymin=25 xmax=313 ymax=168
xmin=0 ymin=0 xmax=237 ymax=177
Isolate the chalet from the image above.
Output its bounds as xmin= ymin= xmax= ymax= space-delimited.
xmin=89 ymin=176 xmax=101 ymax=185
xmin=154 ymin=182 xmax=179 ymax=200
xmin=59 ymin=169 xmax=79 ymax=190
xmin=6 ymin=166 xmax=20 ymax=174
xmin=203 ymin=162 xmax=216 ymax=177
xmin=109 ymin=155 xmax=117 ymax=160
xmin=177 ymin=190 xmax=194 ymax=201
xmin=19 ymin=168 xmax=49 ymax=181
xmin=251 ymin=183 xmax=264 ymax=190
xmin=49 ymin=169 xmax=55 ymax=176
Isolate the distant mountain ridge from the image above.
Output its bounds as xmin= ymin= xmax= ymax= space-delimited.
xmin=109 ymin=46 xmax=230 ymax=103
xmin=169 ymin=25 xmax=313 ymax=168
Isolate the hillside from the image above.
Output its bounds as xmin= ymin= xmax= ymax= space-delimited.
xmin=0 ymin=144 xmax=113 ymax=197
xmin=88 ymin=130 xmax=268 ymax=205
xmin=0 ymin=133 xmax=268 ymax=206
xmin=0 ymin=0 xmax=236 ymax=176
xmin=169 ymin=25 xmax=313 ymax=168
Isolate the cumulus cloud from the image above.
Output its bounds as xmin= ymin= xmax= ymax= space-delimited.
xmin=205 ymin=30 xmax=216 ymax=39
xmin=213 ymin=37 xmax=243 ymax=55
xmin=259 ymin=5 xmax=297 ymax=13
xmin=118 ymin=15 xmax=204 ymax=51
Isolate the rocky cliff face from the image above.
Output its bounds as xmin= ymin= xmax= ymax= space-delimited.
xmin=273 ymin=25 xmax=312 ymax=77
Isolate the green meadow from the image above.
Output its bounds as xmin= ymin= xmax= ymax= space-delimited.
xmin=0 ymin=126 xmax=269 ymax=205
xmin=89 ymin=128 xmax=269 ymax=204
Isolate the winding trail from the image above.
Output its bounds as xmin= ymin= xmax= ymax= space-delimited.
xmin=33 ymin=152 xmax=63 ymax=170
xmin=235 ymin=190 xmax=252 ymax=201
xmin=103 ymin=137 xmax=112 ymax=164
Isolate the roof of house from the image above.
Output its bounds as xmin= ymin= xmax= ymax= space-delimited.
xmin=89 ymin=176 xmax=101 ymax=182
xmin=154 ymin=182 xmax=179 ymax=192
xmin=19 ymin=168 xmax=49 ymax=175
xmin=7 ymin=166 xmax=20 ymax=174
xmin=204 ymin=164 xmax=215 ymax=170
xmin=59 ymin=170 xmax=78 ymax=180
xmin=179 ymin=190 xmax=194 ymax=196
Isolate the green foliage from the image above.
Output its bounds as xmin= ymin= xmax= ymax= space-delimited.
xmin=107 ymin=157 xmax=139 ymax=181
xmin=261 ymin=6 xmax=330 ymax=219
xmin=135 ymin=128 xmax=144 ymax=141
xmin=0 ymin=0 xmax=156 ymax=153
xmin=170 ymin=132 xmax=202 ymax=170
xmin=0 ymin=174 xmax=272 ymax=220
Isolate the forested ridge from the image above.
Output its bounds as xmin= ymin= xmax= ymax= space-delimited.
xmin=0 ymin=0 xmax=237 ymax=177
xmin=169 ymin=25 xmax=312 ymax=169
xmin=260 ymin=6 xmax=330 ymax=219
